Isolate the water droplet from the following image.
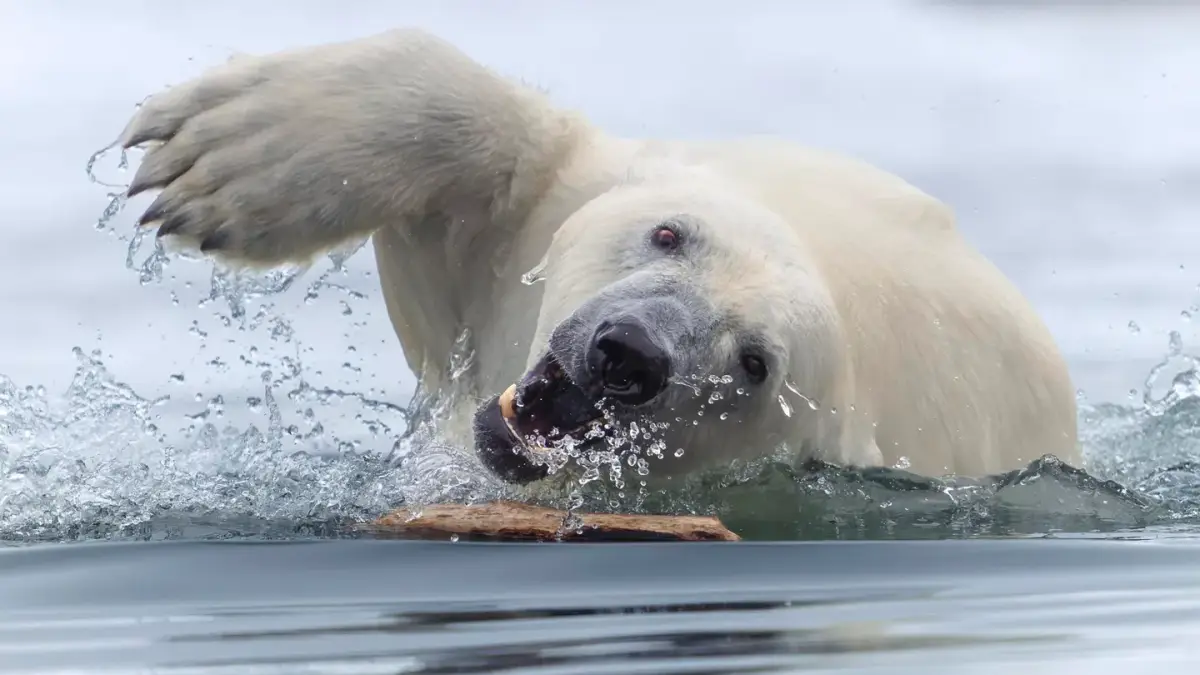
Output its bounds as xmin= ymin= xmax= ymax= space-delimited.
xmin=777 ymin=394 xmax=793 ymax=417
xmin=1169 ymin=330 xmax=1183 ymax=356
xmin=1183 ymin=310 xmax=1193 ymax=323
xmin=674 ymin=448 xmax=685 ymax=458
xmin=894 ymin=456 xmax=911 ymax=470
xmin=784 ymin=380 xmax=820 ymax=410
xmin=1128 ymin=320 xmax=1141 ymax=334
xmin=448 ymin=328 xmax=475 ymax=380
xmin=719 ymin=412 xmax=729 ymax=420
xmin=449 ymin=534 xmax=459 ymax=542
xmin=521 ymin=257 xmax=548 ymax=285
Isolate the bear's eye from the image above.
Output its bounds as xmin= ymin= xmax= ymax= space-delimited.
xmin=740 ymin=353 xmax=769 ymax=384
xmin=650 ymin=225 xmax=680 ymax=251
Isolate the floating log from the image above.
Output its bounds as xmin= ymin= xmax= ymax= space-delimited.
xmin=364 ymin=500 xmax=741 ymax=542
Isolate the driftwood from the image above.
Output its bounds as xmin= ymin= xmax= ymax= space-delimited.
xmin=363 ymin=500 xmax=741 ymax=542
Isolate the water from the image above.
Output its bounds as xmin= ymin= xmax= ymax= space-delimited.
xmin=3 ymin=537 xmax=1200 ymax=673
xmin=5 ymin=1 xmax=1200 ymax=671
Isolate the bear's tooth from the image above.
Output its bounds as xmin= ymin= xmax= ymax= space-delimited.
xmin=499 ymin=383 xmax=517 ymax=420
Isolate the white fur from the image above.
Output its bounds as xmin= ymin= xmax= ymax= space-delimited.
xmin=119 ymin=28 xmax=1079 ymax=481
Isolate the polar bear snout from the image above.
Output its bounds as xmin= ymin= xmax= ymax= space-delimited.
xmin=474 ymin=279 xmax=718 ymax=483
xmin=586 ymin=321 xmax=671 ymax=406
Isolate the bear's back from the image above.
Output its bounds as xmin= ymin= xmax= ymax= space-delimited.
xmin=639 ymin=137 xmax=958 ymax=240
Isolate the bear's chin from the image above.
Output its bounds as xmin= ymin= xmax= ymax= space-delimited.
xmin=472 ymin=352 xmax=608 ymax=485
xmin=472 ymin=392 xmax=552 ymax=485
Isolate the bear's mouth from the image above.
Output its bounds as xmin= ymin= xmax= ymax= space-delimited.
xmin=473 ymin=352 xmax=608 ymax=484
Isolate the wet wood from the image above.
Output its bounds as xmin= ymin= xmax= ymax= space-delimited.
xmin=364 ymin=500 xmax=741 ymax=542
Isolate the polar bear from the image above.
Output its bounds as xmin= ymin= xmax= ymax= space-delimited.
xmin=116 ymin=28 xmax=1079 ymax=488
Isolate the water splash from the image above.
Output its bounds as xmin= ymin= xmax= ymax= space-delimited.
xmin=0 ymin=139 xmax=502 ymax=542
xmin=1140 ymin=330 xmax=1200 ymax=417
xmin=0 ymin=348 xmax=406 ymax=542
xmin=520 ymin=256 xmax=548 ymax=285
xmin=777 ymin=394 xmax=792 ymax=417
xmin=447 ymin=328 xmax=475 ymax=381
xmin=783 ymin=380 xmax=821 ymax=411
xmin=85 ymin=140 xmax=130 ymax=190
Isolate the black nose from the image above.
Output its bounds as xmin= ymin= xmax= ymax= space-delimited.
xmin=587 ymin=321 xmax=671 ymax=405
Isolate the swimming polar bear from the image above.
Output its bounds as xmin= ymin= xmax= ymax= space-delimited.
xmin=116 ymin=28 xmax=1079 ymax=488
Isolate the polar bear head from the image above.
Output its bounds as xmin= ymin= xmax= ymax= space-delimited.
xmin=473 ymin=171 xmax=847 ymax=485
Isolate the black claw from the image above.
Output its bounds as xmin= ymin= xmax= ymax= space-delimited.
xmin=121 ymin=131 xmax=152 ymax=150
xmin=199 ymin=230 xmax=229 ymax=252
xmin=156 ymin=213 xmax=187 ymax=238
xmin=127 ymin=175 xmax=162 ymax=199
xmin=121 ymin=123 xmax=174 ymax=150
xmin=136 ymin=193 xmax=172 ymax=226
